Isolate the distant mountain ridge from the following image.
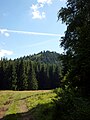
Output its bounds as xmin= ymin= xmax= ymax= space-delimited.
xmin=22 ymin=51 xmax=61 ymax=64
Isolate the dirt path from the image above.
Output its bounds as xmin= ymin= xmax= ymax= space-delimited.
xmin=19 ymin=100 xmax=28 ymax=113
xmin=0 ymin=107 xmax=8 ymax=119
xmin=0 ymin=99 xmax=12 ymax=119
xmin=0 ymin=99 xmax=34 ymax=120
xmin=18 ymin=100 xmax=34 ymax=120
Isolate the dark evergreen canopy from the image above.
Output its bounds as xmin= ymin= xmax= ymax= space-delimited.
xmin=58 ymin=0 xmax=90 ymax=96
xmin=0 ymin=51 xmax=62 ymax=90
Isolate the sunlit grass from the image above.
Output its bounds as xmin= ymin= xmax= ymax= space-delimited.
xmin=0 ymin=90 xmax=56 ymax=120
xmin=26 ymin=91 xmax=56 ymax=110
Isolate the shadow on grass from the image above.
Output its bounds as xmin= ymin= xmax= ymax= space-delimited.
xmin=1 ymin=102 xmax=55 ymax=120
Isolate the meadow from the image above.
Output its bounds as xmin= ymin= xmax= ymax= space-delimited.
xmin=0 ymin=90 xmax=56 ymax=120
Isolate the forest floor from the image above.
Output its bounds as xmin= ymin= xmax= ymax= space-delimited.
xmin=0 ymin=90 xmax=56 ymax=120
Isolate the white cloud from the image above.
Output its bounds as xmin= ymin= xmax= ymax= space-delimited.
xmin=31 ymin=4 xmax=38 ymax=11
xmin=32 ymin=10 xmax=45 ymax=19
xmin=0 ymin=28 xmax=63 ymax=37
xmin=4 ymin=32 xmax=10 ymax=37
xmin=37 ymin=0 xmax=52 ymax=4
xmin=0 ymin=49 xmax=13 ymax=58
xmin=60 ymin=0 xmax=66 ymax=2
xmin=31 ymin=4 xmax=44 ymax=11
xmin=30 ymin=0 xmax=53 ymax=19
xmin=31 ymin=3 xmax=46 ymax=19
xmin=0 ymin=29 xmax=7 ymax=34
xmin=0 ymin=28 xmax=62 ymax=37
xmin=0 ymin=29 xmax=10 ymax=37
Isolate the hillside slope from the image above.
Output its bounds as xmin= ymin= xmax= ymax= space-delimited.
xmin=0 ymin=51 xmax=62 ymax=90
xmin=21 ymin=51 xmax=61 ymax=64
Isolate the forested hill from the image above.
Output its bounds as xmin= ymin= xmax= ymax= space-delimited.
xmin=20 ymin=51 xmax=61 ymax=64
xmin=0 ymin=51 xmax=62 ymax=90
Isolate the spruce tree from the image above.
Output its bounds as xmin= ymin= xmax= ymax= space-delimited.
xmin=28 ymin=62 xmax=38 ymax=90
xmin=11 ymin=63 xmax=17 ymax=90
xmin=58 ymin=0 xmax=90 ymax=96
xmin=18 ymin=59 xmax=28 ymax=90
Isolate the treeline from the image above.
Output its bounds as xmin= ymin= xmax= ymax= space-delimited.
xmin=19 ymin=50 xmax=60 ymax=64
xmin=0 ymin=57 xmax=62 ymax=90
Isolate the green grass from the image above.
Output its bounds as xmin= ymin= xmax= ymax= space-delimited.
xmin=1 ymin=89 xmax=90 ymax=120
xmin=0 ymin=91 xmax=13 ymax=108
xmin=0 ymin=90 xmax=56 ymax=120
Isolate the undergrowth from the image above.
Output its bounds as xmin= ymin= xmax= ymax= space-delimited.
xmin=53 ymin=87 xmax=90 ymax=120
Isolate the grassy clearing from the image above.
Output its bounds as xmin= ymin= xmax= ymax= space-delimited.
xmin=0 ymin=90 xmax=56 ymax=120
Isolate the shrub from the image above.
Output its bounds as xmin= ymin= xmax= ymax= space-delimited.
xmin=53 ymin=88 xmax=90 ymax=120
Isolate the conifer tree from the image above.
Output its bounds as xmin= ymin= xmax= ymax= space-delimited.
xmin=58 ymin=0 xmax=90 ymax=96
xmin=11 ymin=63 xmax=17 ymax=90
xmin=54 ymin=66 xmax=61 ymax=88
xmin=28 ymin=62 xmax=38 ymax=90
xmin=18 ymin=60 xmax=28 ymax=90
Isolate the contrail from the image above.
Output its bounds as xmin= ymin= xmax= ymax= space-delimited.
xmin=0 ymin=28 xmax=63 ymax=37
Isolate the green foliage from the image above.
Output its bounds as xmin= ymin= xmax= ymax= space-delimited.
xmin=23 ymin=51 xmax=61 ymax=64
xmin=58 ymin=0 xmax=90 ymax=96
xmin=52 ymin=1 xmax=90 ymax=119
xmin=28 ymin=62 xmax=38 ymax=90
xmin=0 ymin=51 xmax=62 ymax=90
xmin=33 ymin=103 xmax=55 ymax=120
xmin=53 ymin=88 xmax=90 ymax=120
xmin=11 ymin=63 xmax=17 ymax=90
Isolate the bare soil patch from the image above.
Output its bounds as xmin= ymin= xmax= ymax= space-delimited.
xmin=0 ymin=99 xmax=12 ymax=119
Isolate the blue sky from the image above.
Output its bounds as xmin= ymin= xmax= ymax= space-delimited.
xmin=0 ymin=0 xmax=66 ymax=59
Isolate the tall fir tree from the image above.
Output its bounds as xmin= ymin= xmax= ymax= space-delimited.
xmin=11 ymin=63 xmax=17 ymax=90
xmin=28 ymin=62 xmax=38 ymax=90
xmin=18 ymin=59 xmax=28 ymax=90
xmin=58 ymin=0 xmax=90 ymax=96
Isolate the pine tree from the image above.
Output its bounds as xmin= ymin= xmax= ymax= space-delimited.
xmin=28 ymin=62 xmax=38 ymax=90
xmin=54 ymin=66 xmax=61 ymax=88
xmin=58 ymin=0 xmax=90 ymax=96
xmin=0 ymin=59 xmax=5 ymax=89
xmin=18 ymin=59 xmax=28 ymax=90
xmin=11 ymin=63 xmax=17 ymax=90
xmin=49 ymin=65 xmax=55 ymax=89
